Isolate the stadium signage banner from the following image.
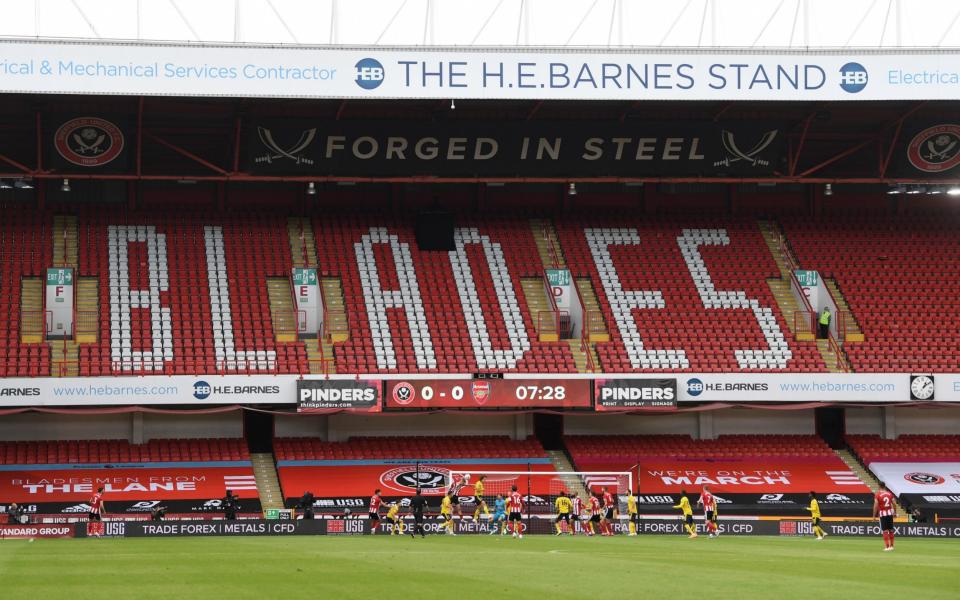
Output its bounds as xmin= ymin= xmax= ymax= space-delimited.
xmin=631 ymin=493 xmax=873 ymax=516
xmin=636 ymin=460 xmax=870 ymax=494
xmin=385 ymin=378 xmax=591 ymax=409
xmin=867 ymin=462 xmax=960 ymax=496
xmin=0 ymin=465 xmax=261 ymax=503
xmin=296 ymin=379 xmax=382 ymax=413
xmin=1 ymin=498 xmax=264 ymax=517
xmin=0 ymin=41 xmax=958 ymax=101
xmin=245 ymin=121 xmax=784 ymax=177
xmin=72 ymin=518 xmax=354 ymax=538
xmin=898 ymin=493 xmax=960 ymax=518
xmin=594 ymin=378 xmax=677 ymax=410
xmin=0 ymin=375 xmax=363 ymax=406
xmin=676 ymin=373 xmax=947 ymax=402
xmin=66 ymin=517 xmax=960 ymax=538
xmin=0 ymin=523 xmax=75 ymax=538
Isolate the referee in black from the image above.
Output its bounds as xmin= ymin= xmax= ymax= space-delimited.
xmin=410 ymin=488 xmax=428 ymax=538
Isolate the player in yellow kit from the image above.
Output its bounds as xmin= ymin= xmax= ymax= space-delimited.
xmin=441 ymin=492 xmax=456 ymax=536
xmin=627 ymin=492 xmax=639 ymax=536
xmin=554 ymin=491 xmax=573 ymax=535
xmin=673 ymin=489 xmax=697 ymax=538
xmin=472 ymin=475 xmax=490 ymax=520
xmin=806 ymin=491 xmax=827 ymax=540
xmin=385 ymin=501 xmax=403 ymax=535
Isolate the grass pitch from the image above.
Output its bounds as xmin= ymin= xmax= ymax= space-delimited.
xmin=1 ymin=534 xmax=958 ymax=600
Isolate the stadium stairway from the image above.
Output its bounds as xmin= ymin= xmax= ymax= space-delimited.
xmin=546 ymin=450 xmax=590 ymax=500
xmin=824 ymin=279 xmax=865 ymax=342
xmin=522 ymin=278 xmax=558 ymax=342
xmin=49 ymin=216 xmax=81 ymax=376
xmin=20 ymin=276 xmax=43 ymax=344
xmin=835 ymin=448 xmax=907 ymax=518
xmin=530 ymin=219 xmax=566 ymax=269
xmin=287 ymin=217 xmax=318 ymax=268
xmin=576 ymin=278 xmax=609 ymax=343
xmin=251 ymin=453 xmax=285 ymax=514
xmin=758 ymin=220 xmax=848 ymax=372
xmin=52 ymin=215 xmax=78 ymax=267
xmin=285 ymin=217 xmax=343 ymax=373
xmin=267 ymin=278 xmax=298 ymax=343
xmin=320 ymin=277 xmax=348 ymax=343
xmin=529 ymin=218 xmax=605 ymax=370
xmin=75 ymin=277 xmax=98 ymax=343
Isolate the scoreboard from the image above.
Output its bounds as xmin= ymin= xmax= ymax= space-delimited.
xmin=385 ymin=379 xmax=591 ymax=409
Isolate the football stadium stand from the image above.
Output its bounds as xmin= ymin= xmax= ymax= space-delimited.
xmin=556 ymin=218 xmax=826 ymax=373
xmin=782 ymin=216 xmax=960 ymax=373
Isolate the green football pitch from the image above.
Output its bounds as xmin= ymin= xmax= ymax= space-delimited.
xmin=1 ymin=534 xmax=958 ymax=600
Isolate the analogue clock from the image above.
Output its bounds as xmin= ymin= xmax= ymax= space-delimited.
xmin=910 ymin=375 xmax=935 ymax=401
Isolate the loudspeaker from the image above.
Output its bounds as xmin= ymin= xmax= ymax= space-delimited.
xmin=415 ymin=210 xmax=455 ymax=251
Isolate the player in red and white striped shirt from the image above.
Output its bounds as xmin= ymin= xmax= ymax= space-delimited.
xmin=572 ymin=494 xmax=584 ymax=536
xmin=587 ymin=493 xmax=602 ymax=537
xmin=507 ymin=485 xmax=524 ymax=539
xmin=697 ymin=486 xmax=719 ymax=537
xmin=600 ymin=487 xmax=616 ymax=536
xmin=368 ymin=489 xmax=383 ymax=534
xmin=874 ymin=482 xmax=897 ymax=551
xmin=87 ymin=487 xmax=106 ymax=538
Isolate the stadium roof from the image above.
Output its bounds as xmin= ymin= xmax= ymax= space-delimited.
xmin=2 ymin=0 xmax=960 ymax=49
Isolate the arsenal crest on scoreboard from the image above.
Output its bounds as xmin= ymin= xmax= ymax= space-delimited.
xmin=48 ymin=116 xmax=130 ymax=172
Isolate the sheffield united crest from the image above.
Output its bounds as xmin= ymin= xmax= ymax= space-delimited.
xmin=907 ymin=124 xmax=960 ymax=173
xmin=54 ymin=117 xmax=125 ymax=167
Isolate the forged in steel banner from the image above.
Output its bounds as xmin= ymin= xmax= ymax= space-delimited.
xmin=595 ymin=378 xmax=677 ymax=410
xmin=245 ymin=121 xmax=785 ymax=177
xmin=296 ymin=379 xmax=382 ymax=413
xmin=0 ymin=42 xmax=958 ymax=101
xmin=385 ymin=379 xmax=591 ymax=409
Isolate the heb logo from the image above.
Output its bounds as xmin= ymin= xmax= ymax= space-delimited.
xmin=839 ymin=62 xmax=868 ymax=93
xmin=193 ymin=381 xmax=212 ymax=400
xmin=355 ymin=58 xmax=385 ymax=90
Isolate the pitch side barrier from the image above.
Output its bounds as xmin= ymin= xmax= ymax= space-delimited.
xmin=56 ymin=517 xmax=960 ymax=539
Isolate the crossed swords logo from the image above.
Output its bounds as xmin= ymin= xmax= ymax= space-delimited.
xmin=713 ymin=129 xmax=778 ymax=168
xmin=255 ymin=126 xmax=316 ymax=165
xmin=72 ymin=131 xmax=106 ymax=155
xmin=921 ymin=135 xmax=958 ymax=163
